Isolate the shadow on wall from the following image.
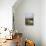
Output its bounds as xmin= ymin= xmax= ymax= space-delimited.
xmin=10 ymin=42 xmax=16 ymax=46
xmin=23 ymin=33 xmax=41 ymax=46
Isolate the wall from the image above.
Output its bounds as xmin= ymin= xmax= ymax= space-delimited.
xmin=0 ymin=0 xmax=16 ymax=30
xmin=41 ymin=0 xmax=46 ymax=46
xmin=13 ymin=0 xmax=41 ymax=46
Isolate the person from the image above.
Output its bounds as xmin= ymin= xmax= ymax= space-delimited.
xmin=25 ymin=40 xmax=35 ymax=46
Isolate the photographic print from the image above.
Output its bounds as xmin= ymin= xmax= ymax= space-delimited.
xmin=25 ymin=18 xmax=34 ymax=25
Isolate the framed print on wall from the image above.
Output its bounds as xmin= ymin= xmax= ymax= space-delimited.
xmin=25 ymin=13 xmax=34 ymax=25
